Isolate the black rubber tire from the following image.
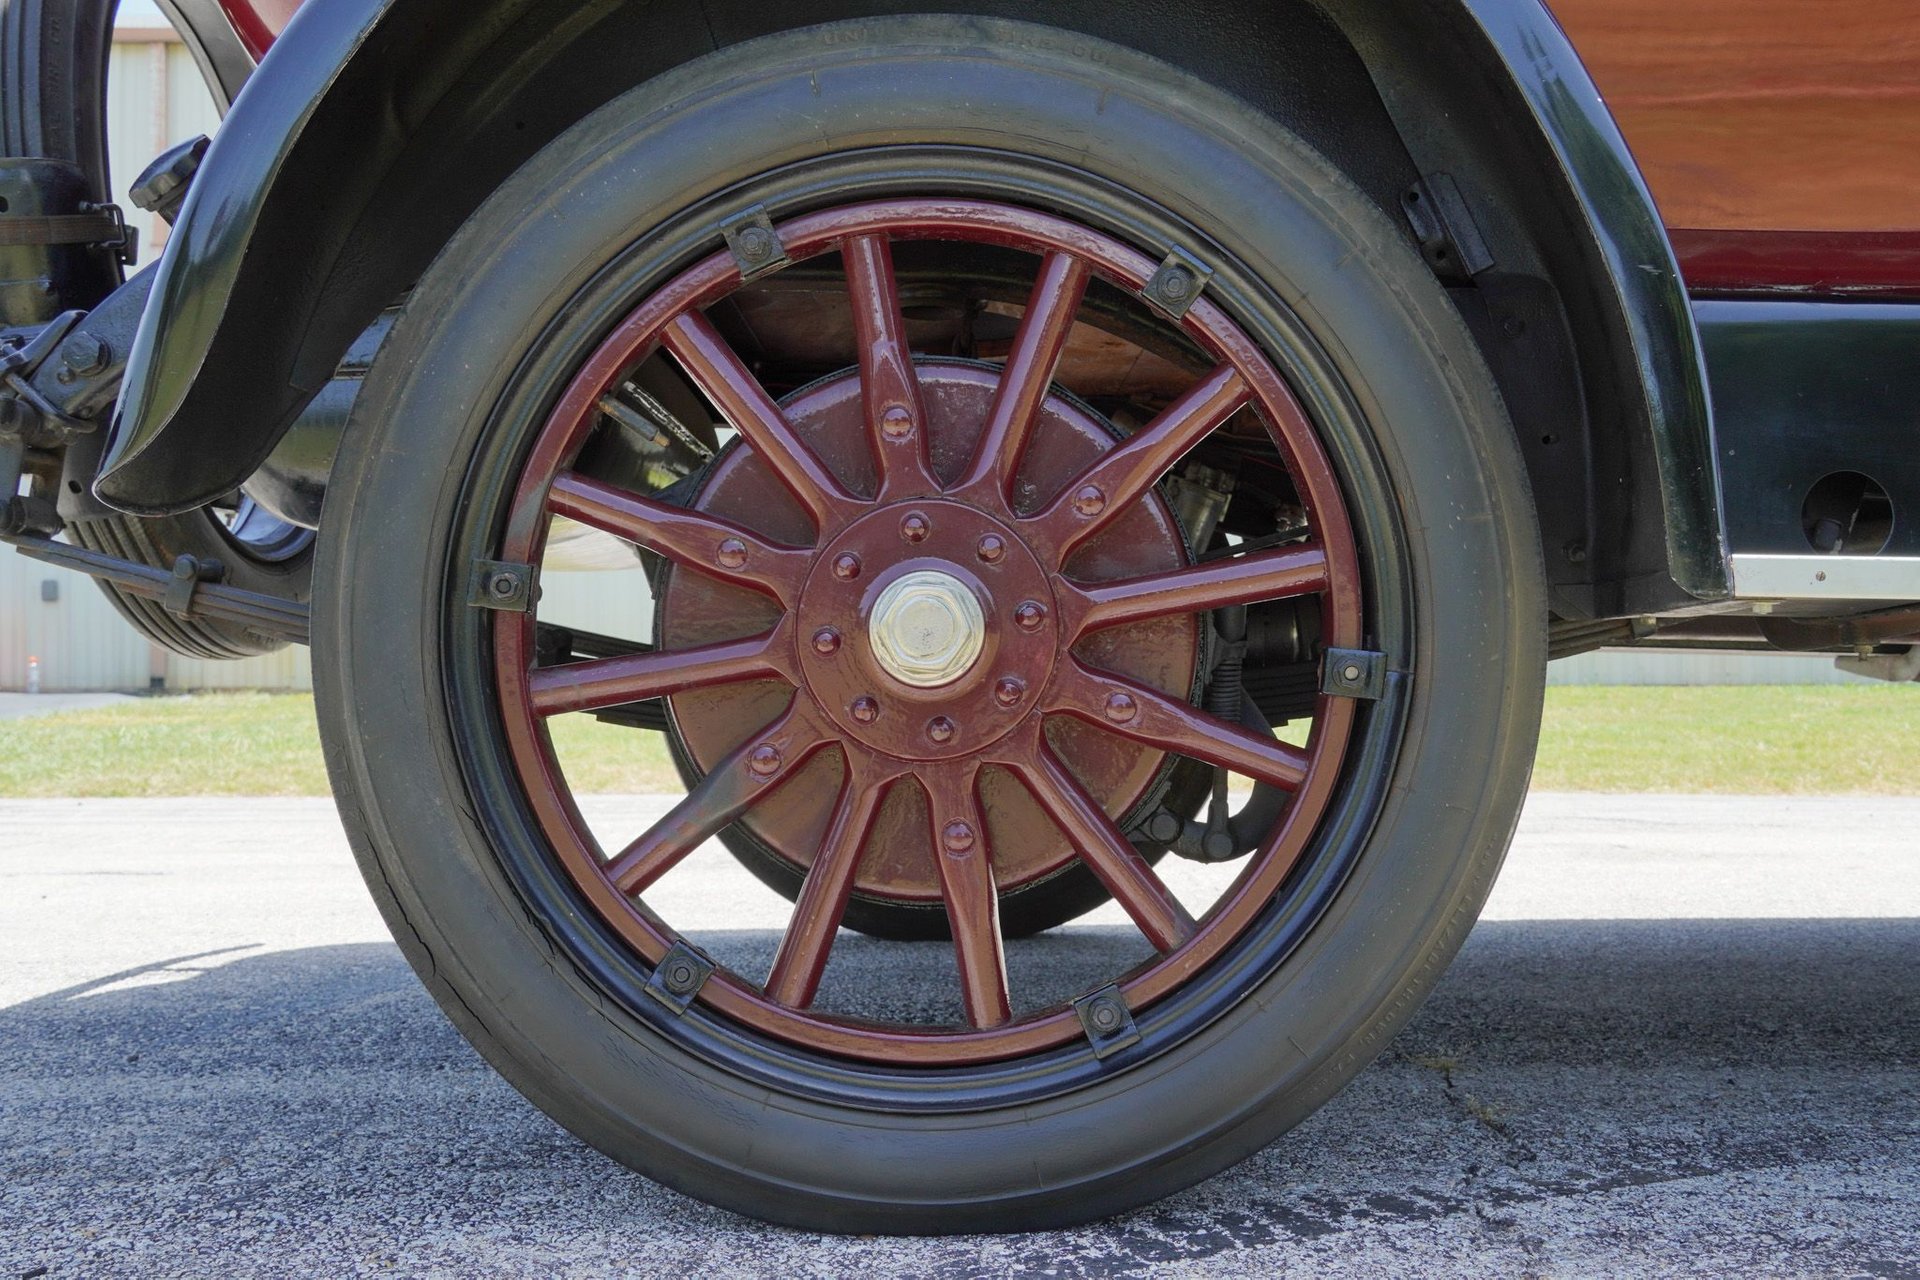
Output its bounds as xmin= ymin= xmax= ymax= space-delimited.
xmin=2 ymin=0 xmax=311 ymax=659
xmin=315 ymin=17 xmax=1544 ymax=1233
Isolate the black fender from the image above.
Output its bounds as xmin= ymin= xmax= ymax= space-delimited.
xmin=94 ymin=0 xmax=1727 ymax=607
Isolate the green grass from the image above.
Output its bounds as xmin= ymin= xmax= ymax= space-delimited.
xmin=1529 ymin=683 xmax=1920 ymax=794
xmin=0 ymin=684 xmax=1915 ymax=798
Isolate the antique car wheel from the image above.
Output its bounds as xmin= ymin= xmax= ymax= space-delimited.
xmin=315 ymin=18 xmax=1543 ymax=1231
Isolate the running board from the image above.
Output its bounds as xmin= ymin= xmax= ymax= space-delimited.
xmin=1730 ymin=553 xmax=1920 ymax=603
xmin=4 ymin=534 xmax=310 ymax=644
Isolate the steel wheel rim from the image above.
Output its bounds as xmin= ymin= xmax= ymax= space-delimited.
xmin=491 ymin=196 xmax=1365 ymax=1066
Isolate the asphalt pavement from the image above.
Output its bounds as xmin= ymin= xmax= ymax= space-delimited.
xmin=2 ymin=793 xmax=1917 ymax=1278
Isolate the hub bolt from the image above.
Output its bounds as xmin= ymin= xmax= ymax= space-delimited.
xmin=749 ymin=744 xmax=783 ymax=776
xmin=994 ymin=676 xmax=1026 ymax=707
xmin=833 ymin=553 xmax=862 ymax=580
xmin=1014 ymin=601 xmax=1048 ymax=631
xmin=880 ymin=405 xmax=914 ymax=439
xmin=1104 ymin=692 xmax=1138 ymax=723
xmin=927 ymin=716 xmax=956 ymax=744
xmin=1072 ymin=486 xmax=1107 ymax=518
xmin=812 ymin=627 xmax=842 ymax=655
xmin=900 ymin=512 xmax=931 ymax=543
xmin=850 ymin=696 xmax=880 ymax=724
xmin=716 ymin=538 xmax=748 ymax=569
xmin=977 ymin=535 xmax=1005 ymax=563
xmin=943 ymin=821 xmax=977 ymax=854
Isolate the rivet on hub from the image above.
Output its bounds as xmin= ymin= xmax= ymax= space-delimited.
xmin=1014 ymin=600 xmax=1048 ymax=631
xmin=812 ymin=627 xmax=842 ymax=656
xmin=977 ymin=534 xmax=1006 ymax=563
xmin=927 ymin=716 xmax=957 ymax=744
xmin=833 ymin=553 xmax=862 ymax=580
xmin=749 ymin=744 xmax=783 ymax=776
xmin=943 ymin=821 xmax=976 ymax=854
xmin=1104 ymin=691 xmax=1138 ymax=723
xmin=994 ymin=676 xmax=1026 ymax=707
xmin=850 ymin=696 xmax=880 ymax=724
xmin=880 ymin=405 xmax=914 ymax=439
xmin=1072 ymin=486 xmax=1107 ymax=518
xmin=716 ymin=538 xmax=749 ymax=569
xmin=900 ymin=512 xmax=931 ymax=543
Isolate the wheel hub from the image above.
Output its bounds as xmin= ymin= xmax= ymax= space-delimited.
xmin=868 ymin=569 xmax=984 ymax=689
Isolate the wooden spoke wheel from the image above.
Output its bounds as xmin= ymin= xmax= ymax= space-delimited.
xmin=314 ymin=17 xmax=1543 ymax=1233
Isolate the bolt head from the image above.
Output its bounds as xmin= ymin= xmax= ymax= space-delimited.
xmin=1158 ymin=268 xmax=1194 ymax=301
xmin=748 ymin=744 xmax=782 ymax=776
xmin=976 ymin=534 xmax=1005 ymax=563
xmin=900 ymin=512 xmax=931 ymax=543
xmin=1072 ymin=486 xmax=1106 ymax=517
xmin=927 ymin=716 xmax=957 ymax=744
xmin=880 ymin=405 xmax=913 ymax=439
xmin=1014 ymin=601 xmax=1048 ymax=631
xmin=1340 ymin=663 xmax=1362 ymax=683
xmin=850 ymin=696 xmax=879 ymax=724
xmin=716 ymin=538 xmax=749 ymax=569
xmin=1103 ymin=692 xmax=1138 ymax=723
xmin=62 ymin=333 xmax=109 ymax=376
xmin=994 ymin=676 xmax=1026 ymax=707
xmin=487 ymin=571 xmax=519 ymax=600
xmin=812 ymin=627 xmax=842 ymax=656
xmin=736 ymin=225 xmax=774 ymax=263
xmin=833 ymin=553 xmax=862 ymax=580
xmin=942 ymin=821 xmax=976 ymax=853
xmin=1089 ymin=999 xmax=1123 ymax=1031
xmin=665 ymin=960 xmax=697 ymax=991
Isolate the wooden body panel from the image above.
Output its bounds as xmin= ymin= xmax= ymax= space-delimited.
xmin=1550 ymin=0 xmax=1920 ymax=235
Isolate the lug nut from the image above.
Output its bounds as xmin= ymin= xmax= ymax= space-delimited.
xmin=927 ymin=716 xmax=956 ymax=744
xmin=943 ymin=821 xmax=976 ymax=854
xmin=880 ymin=405 xmax=913 ymax=439
xmin=749 ymin=744 xmax=783 ymax=776
xmin=977 ymin=534 xmax=1005 ymax=563
xmin=994 ymin=676 xmax=1026 ymax=707
xmin=1072 ymin=486 xmax=1107 ymax=518
xmin=1104 ymin=692 xmax=1138 ymax=723
xmin=716 ymin=537 xmax=748 ymax=569
xmin=900 ymin=512 xmax=931 ymax=543
xmin=832 ymin=553 xmax=862 ymax=580
xmin=1014 ymin=600 xmax=1048 ymax=631
xmin=812 ymin=627 xmax=841 ymax=655
xmin=850 ymin=696 xmax=879 ymax=724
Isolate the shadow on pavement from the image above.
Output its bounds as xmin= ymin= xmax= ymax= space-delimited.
xmin=3 ymin=918 xmax=1917 ymax=1276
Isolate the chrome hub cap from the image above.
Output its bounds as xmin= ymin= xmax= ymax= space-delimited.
xmin=868 ymin=568 xmax=986 ymax=688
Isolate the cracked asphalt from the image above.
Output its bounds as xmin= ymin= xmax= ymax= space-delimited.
xmin=2 ymin=793 xmax=1917 ymax=1278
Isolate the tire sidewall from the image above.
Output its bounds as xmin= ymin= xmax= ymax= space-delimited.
xmin=316 ymin=17 xmax=1543 ymax=1231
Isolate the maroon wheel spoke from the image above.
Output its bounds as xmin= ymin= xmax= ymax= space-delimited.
xmin=764 ymin=758 xmax=895 ymax=1009
xmin=997 ymin=735 xmax=1195 ymax=952
xmin=604 ymin=701 xmax=833 ymax=895
xmin=954 ymin=251 xmax=1091 ymax=500
xmin=1046 ymin=659 xmax=1308 ymax=791
xmin=661 ymin=310 xmax=857 ymax=527
xmin=1027 ymin=363 xmax=1250 ymax=555
xmin=528 ymin=625 xmax=791 ymax=717
xmin=548 ymin=472 xmax=812 ymax=605
xmin=843 ymin=234 xmax=937 ymax=500
xmin=1057 ymin=543 xmax=1329 ymax=639
xmin=922 ymin=763 xmax=1011 ymax=1028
